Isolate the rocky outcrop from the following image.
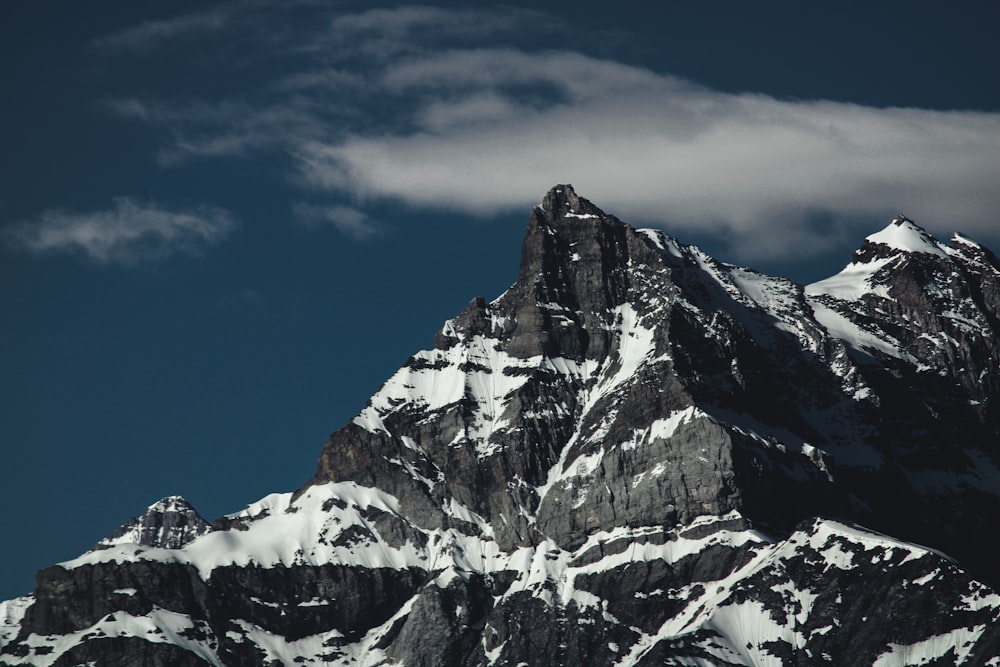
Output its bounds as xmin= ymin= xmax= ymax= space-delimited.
xmin=96 ymin=496 xmax=212 ymax=550
xmin=13 ymin=557 xmax=427 ymax=666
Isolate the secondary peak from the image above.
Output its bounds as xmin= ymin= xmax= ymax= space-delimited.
xmin=865 ymin=215 xmax=947 ymax=258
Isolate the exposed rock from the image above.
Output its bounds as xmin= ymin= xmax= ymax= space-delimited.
xmin=3 ymin=185 xmax=999 ymax=666
xmin=96 ymin=496 xmax=212 ymax=550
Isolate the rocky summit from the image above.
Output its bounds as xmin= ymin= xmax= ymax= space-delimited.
xmin=2 ymin=185 xmax=999 ymax=666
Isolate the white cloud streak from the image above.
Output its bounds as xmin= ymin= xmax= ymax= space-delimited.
xmin=100 ymin=6 xmax=1000 ymax=260
xmin=294 ymin=48 xmax=1000 ymax=259
xmin=293 ymin=203 xmax=382 ymax=240
xmin=326 ymin=5 xmax=549 ymax=60
xmin=92 ymin=9 xmax=232 ymax=51
xmin=4 ymin=198 xmax=238 ymax=264
xmin=103 ymin=97 xmax=330 ymax=166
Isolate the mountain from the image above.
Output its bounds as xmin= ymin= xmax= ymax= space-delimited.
xmin=93 ymin=496 xmax=212 ymax=551
xmin=2 ymin=185 xmax=998 ymax=666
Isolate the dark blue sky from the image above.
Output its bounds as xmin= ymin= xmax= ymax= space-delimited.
xmin=2 ymin=1 xmax=998 ymax=601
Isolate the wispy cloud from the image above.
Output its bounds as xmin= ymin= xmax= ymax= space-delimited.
xmin=90 ymin=0 xmax=328 ymax=55
xmin=4 ymin=198 xmax=238 ymax=264
xmin=104 ymin=96 xmax=331 ymax=166
xmin=294 ymin=203 xmax=382 ymax=240
xmin=99 ymin=5 xmax=1000 ymax=259
xmin=91 ymin=8 xmax=232 ymax=52
xmin=326 ymin=5 xmax=549 ymax=60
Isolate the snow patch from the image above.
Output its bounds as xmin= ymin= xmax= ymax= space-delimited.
xmin=871 ymin=625 xmax=987 ymax=666
xmin=806 ymin=256 xmax=894 ymax=301
xmin=0 ymin=596 xmax=32 ymax=649
xmin=622 ymin=406 xmax=702 ymax=450
xmin=807 ymin=299 xmax=917 ymax=364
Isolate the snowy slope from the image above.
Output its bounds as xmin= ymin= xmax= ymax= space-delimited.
xmin=806 ymin=215 xmax=999 ymax=371
xmin=3 ymin=186 xmax=999 ymax=666
xmin=4 ymin=489 xmax=997 ymax=666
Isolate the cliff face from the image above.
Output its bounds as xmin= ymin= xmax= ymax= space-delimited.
xmin=3 ymin=186 xmax=999 ymax=666
xmin=314 ymin=187 xmax=1000 ymax=575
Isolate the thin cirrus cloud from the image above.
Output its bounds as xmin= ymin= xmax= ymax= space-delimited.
xmin=4 ymin=197 xmax=239 ymax=265
xmin=293 ymin=203 xmax=382 ymax=241
xmin=102 ymin=97 xmax=330 ymax=167
xmin=96 ymin=6 xmax=1000 ymax=259
xmin=90 ymin=8 xmax=232 ymax=52
xmin=325 ymin=5 xmax=548 ymax=60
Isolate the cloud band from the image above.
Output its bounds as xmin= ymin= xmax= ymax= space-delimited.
xmin=5 ymin=197 xmax=238 ymax=264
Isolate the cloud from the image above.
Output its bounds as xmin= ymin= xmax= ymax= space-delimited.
xmin=295 ymin=49 xmax=1000 ymax=259
xmin=99 ymin=6 xmax=1000 ymax=259
xmin=269 ymin=69 xmax=363 ymax=93
xmin=90 ymin=0 xmax=331 ymax=55
xmin=326 ymin=5 xmax=549 ymax=60
xmin=103 ymin=96 xmax=330 ymax=166
xmin=92 ymin=8 xmax=232 ymax=51
xmin=4 ymin=198 xmax=238 ymax=264
xmin=293 ymin=203 xmax=382 ymax=240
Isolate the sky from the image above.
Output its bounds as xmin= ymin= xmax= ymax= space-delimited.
xmin=1 ymin=1 xmax=999 ymax=601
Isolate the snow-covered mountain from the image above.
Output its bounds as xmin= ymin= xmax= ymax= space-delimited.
xmin=2 ymin=186 xmax=998 ymax=666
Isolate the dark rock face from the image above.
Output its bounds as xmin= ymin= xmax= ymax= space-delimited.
xmin=25 ymin=561 xmax=207 ymax=636
xmin=96 ymin=496 xmax=212 ymax=550
xmin=806 ymin=217 xmax=1000 ymax=583
xmin=3 ymin=186 xmax=999 ymax=665
xmin=50 ymin=637 xmax=214 ymax=667
xmin=14 ymin=558 xmax=426 ymax=666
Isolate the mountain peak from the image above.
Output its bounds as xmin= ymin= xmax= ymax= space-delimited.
xmin=95 ymin=495 xmax=211 ymax=550
xmin=147 ymin=495 xmax=195 ymax=513
xmin=863 ymin=214 xmax=948 ymax=258
xmin=535 ymin=184 xmax=606 ymax=222
xmin=6 ymin=186 xmax=1000 ymax=665
xmin=807 ymin=215 xmax=959 ymax=301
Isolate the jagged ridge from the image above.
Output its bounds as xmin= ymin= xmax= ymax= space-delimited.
xmin=2 ymin=185 xmax=999 ymax=666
